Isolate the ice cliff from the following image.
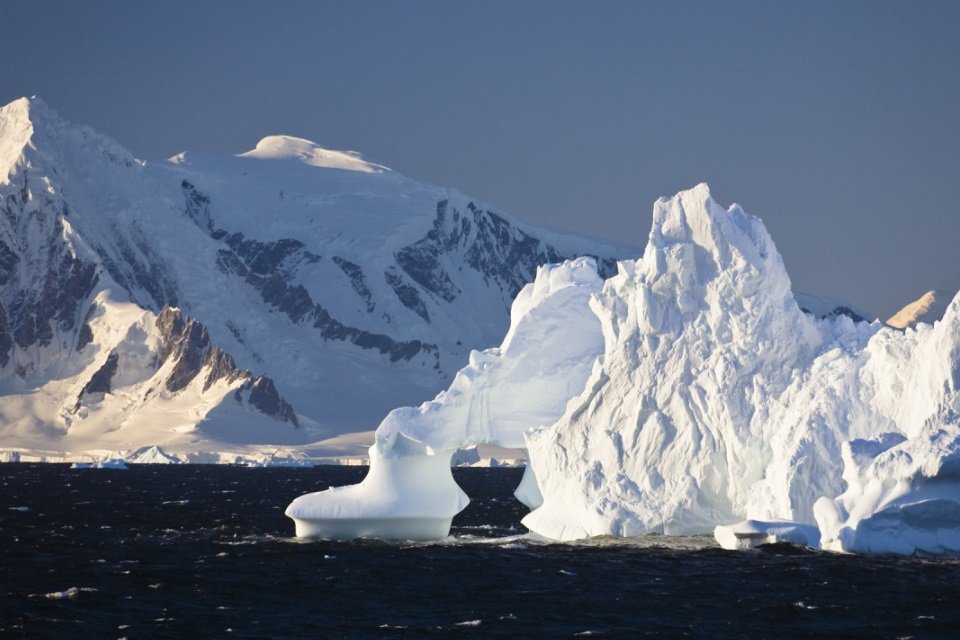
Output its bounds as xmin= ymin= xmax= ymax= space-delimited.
xmin=289 ymin=184 xmax=960 ymax=555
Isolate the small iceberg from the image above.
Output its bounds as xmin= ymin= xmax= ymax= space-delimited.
xmin=242 ymin=457 xmax=315 ymax=468
xmin=70 ymin=459 xmax=128 ymax=470
xmin=285 ymin=434 xmax=466 ymax=540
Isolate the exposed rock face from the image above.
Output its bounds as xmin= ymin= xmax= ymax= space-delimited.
xmin=333 ymin=256 xmax=375 ymax=312
xmin=819 ymin=306 xmax=866 ymax=322
xmin=70 ymin=307 xmax=298 ymax=427
xmin=213 ymin=232 xmax=438 ymax=366
xmin=154 ymin=308 xmax=299 ymax=425
xmin=395 ymin=200 xmax=620 ymax=304
xmin=793 ymin=292 xmax=873 ymax=324
xmin=79 ymin=352 xmax=118 ymax=397
xmin=244 ymin=376 xmax=299 ymax=427
xmin=155 ymin=307 xmax=246 ymax=393
xmin=0 ymin=177 xmax=100 ymax=367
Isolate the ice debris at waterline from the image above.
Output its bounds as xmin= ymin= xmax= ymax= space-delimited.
xmin=713 ymin=520 xmax=820 ymax=551
xmin=70 ymin=459 xmax=128 ymax=470
xmin=286 ymin=184 xmax=960 ymax=555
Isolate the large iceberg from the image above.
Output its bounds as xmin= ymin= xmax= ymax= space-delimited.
xmin=287 ymin=184 xmax=960 ymax=554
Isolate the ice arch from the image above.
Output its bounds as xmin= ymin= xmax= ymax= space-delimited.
xmin=289 ymin=184 xmax=960 ymax=554
xmin=285 ymin=257 xmax=606 ymax=539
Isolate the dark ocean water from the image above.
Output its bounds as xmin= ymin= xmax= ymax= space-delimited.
xmin=2 ymin=465 xmax=960 ymax=639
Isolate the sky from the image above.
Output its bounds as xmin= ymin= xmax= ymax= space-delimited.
xmin=1 ymin=0 xmax=958 ymax=318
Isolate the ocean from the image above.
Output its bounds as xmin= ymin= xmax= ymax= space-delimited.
xmin=3 ymin=464 xmax=959 ymax=639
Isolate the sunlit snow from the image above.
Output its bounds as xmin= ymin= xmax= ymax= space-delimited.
xmin=288 ymin=184 xmax=960 ymax=555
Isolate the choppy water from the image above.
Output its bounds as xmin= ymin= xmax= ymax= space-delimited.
xmin=2 ymin=464 xmax=960 ymax=639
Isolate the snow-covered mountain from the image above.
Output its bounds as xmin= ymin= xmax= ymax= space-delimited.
xmin=0 ymin=96 xmax=631 ymax=459
xmin=793 ymin=292 xmax=870 ymax=324
xmin=886 ymin=289 xmax=953 ymax=329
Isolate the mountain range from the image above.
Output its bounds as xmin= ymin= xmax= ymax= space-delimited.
xmin=0 ymin=96 xmax=631 ymax=461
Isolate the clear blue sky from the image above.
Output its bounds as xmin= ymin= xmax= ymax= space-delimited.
xmin=2 ymin=0 xmax=958 ymax=318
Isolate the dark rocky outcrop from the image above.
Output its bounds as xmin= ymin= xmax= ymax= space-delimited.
xmin=333 ymin=256 xmax=375 ymax=312
xmin=215 ymin=233 xmax=439 ymax=367
xmin=393 ymin=201 xmax=464 ymax=302
xmin=153 ymin=308 xmax=299 ymax=425
xmin=384 ymin=269 xmax=430 ymax=322
xmin=0 ymin=238 xmax=20 ymax=285
xmin=818 ymin=305 xmax=867 ymax=323
xmin=76 ymin=322 xmax=94 ymax=351
xmin=73 ymin=351 xmax=118 ymax=411
xmin=181 ymin=180 xmax=215 ymax=233
xmin=80 ymin=352 xmax=118 ymax=396
xmin=70 ymin=308 xmax=299 ymax=426
xmin=0 ymin=187 xmax=101 ymax=367
xmin=156 ymin=307 xmax=247 ymax=393
xmin=395 ymin=199 xmax=619 ymax=306
xmin=244 ymin=376 xmax=299 ymax=427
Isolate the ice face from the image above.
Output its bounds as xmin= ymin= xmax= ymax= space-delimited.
xmin=525 ymin=187 xmax=960 ymax=551
xmin=287 ymin=184 xmax=960 ymax=554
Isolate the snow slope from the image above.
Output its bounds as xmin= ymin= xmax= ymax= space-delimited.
xmin=0 ymin=96 xmax=631 ymax=459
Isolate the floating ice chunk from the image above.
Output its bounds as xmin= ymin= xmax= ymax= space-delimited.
xmin=71 ymin=459 xmax=127 ymax=469
xmin=714 ymin=520 xmax=820 ymax=550
xmin=240 ymin=456 xmax=314 ymax=468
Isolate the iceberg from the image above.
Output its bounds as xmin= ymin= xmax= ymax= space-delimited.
xmin=287 ymin=184 xmax=960 ymax=554
xmin=523 ymin=186 xmax=960 ymax=551
xmin=285 ymin=257 xmax=605 ymax=539
xmin=70 ymin=459 xmax=128 ymax=470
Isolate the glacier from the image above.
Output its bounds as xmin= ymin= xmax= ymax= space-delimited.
xmin=288 ymin=183 xmax=960 ymax=555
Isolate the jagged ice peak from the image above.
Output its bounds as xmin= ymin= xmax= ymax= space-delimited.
xmin=0 ymin=96 xmax=46 ymax=180
xmin=0 ymin=95 xmax=138 ymax=183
